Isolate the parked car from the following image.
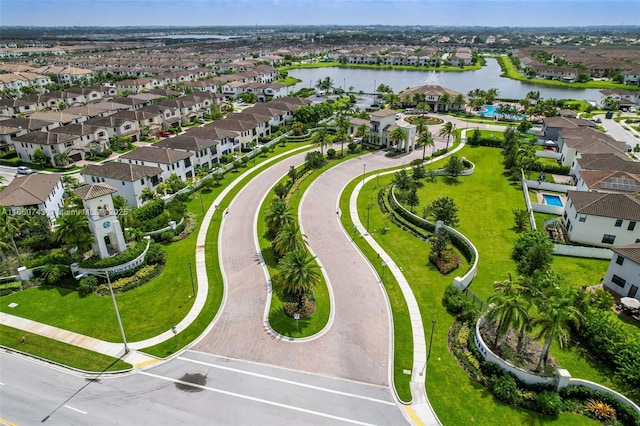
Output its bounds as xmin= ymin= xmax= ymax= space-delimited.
xmin=157 ymin=130 xmax=171 ymax=137
xmin=16 ymin=166 xmax=34 ymax=175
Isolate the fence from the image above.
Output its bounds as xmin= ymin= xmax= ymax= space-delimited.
xmin=553 ymin=244 xmax=613 ymax=259
xmin=535 ymin=151 xmax=561 ymax=160
xmin=520 ymin=170 xmax=537 ymax=231
xmin=530 ymin=203 xmax=564 ymax=215
xmin=524 ymin=179 xmax=575 ymax=193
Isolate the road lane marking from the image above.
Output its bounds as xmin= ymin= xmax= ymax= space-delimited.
xmin=404 ymin=406 xmax=425 ymax=426
xmin=177 ymin=356 xmax=394 ymax=406
xmin=0 ymin=417 xmax=18 ymax=426
xmin=63 ymin=405 xmax=87 ymax=415
xmin=139 ymin=371 xmax=378 ymax=426
xmin=135 ymin=358 xmax=159 ymax=368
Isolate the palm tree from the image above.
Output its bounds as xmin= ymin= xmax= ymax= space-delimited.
xmin=418 ymin=130 xmax=435 ymax=161
xmin=54 ymin=209 xmax=92 ymax=253
xmin=413 ymin=117 xmax=428 ymax=136
xmin=452 ymin=94 xmax=466 ymax=112
xmin=389 ymin=126 xmax=408 ymax=151
xmin=264 ymin=199 xmax=294 ymax=236
xmin=140 ymin=187 xmax=156 ymax=204
xmin=438 ymin=121 xmax=456 ymax=150
xmin=355 ymin=123 xmax=371 ymax=149
xmin=438 ymin=92 xmax=451 ymax=112
xmin=532 ymin=296 xmax=582 ymax=371
xmin=334 ymin=113 xmax=350 ymax=156
xmin=273 ymin=222 xmax=306 ymax=257
xmin=486 ymin=88 xmax=500 ymax=104
xmin=278 ymin=249 xmax=321 ymax=310
xmin=0 ymin=208 xmax=22 ymax=260
xmin=310 ymin=128 xmax=328 ymax=155
xmin=486 ymin=292 xmax=530 ymax=350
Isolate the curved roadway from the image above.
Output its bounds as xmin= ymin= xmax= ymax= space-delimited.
xmin=193 ymin=116 xmax=470 ymax=386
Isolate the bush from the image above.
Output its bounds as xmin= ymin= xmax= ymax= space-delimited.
xmin=79 ymin=239 xmax=147 ymax=269
xmin=535 ymin=391 xmax=562 ymax=415
xmin=144 ymin=243 xmax=166 ymax=265
xmin=78 ymin=275 xmax=97 ymax=295
xmin=0 ymin=281 xmax=22 ymax=296
xmin=492 ymin=374 xmax=519 ymax=404
xmin=134 ymin=199 xmax=165 ymax=221
xmin=326 ymin=148 xmax=336 ymax=159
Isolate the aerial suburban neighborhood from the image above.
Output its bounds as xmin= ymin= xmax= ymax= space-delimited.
xmin=0 ymin=2 xmax=639 ymax=425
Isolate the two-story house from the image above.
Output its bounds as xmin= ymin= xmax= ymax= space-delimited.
xmin=603 ymin=243 xmax=640 ymax=300
xmin=13 ymin=131 xmax=82 ymax=166
xmin=562 ymin=190 xmax=640 ymax=248
xmin=119 ymin=146 xmax=195 ymax=181
xmin=82 ymin=161 xmax=163 ymax=208
xmin=154 ymin=135 xmax=219 ymax=170
xmin=558 ymin=127 xmax=627 ymax=170
xmin=0 ymin=173 xmax=64 ymax=223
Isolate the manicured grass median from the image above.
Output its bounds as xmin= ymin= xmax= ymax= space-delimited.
xmin=0 ymin=325 xmax=132 ymax=372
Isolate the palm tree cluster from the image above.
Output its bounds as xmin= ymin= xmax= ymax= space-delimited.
xmin=466 ymin=88 xmax=500 ymax=111
xmin=501 ymin=126 xmax=541 ymax=180
xmin=264 ymin=197 xmax=320 ymax=315
xmin=519 ymin=91 xmax=561 ymax=119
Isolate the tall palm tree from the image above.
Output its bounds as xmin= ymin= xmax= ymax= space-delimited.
xmin=418 ymin=130 xmax=435 ymax=161
xmin=264 ymin=199 xmax=294 ymax=237
xmin=54 ymin=209 xmax=92 ymax=253
xmin=273 ymin=222 xmax=306 ymax=258
xmin=140 ymin=188 xmax=156 ymax=204
xmin=486 ymin=88 xmax=500 ymax=105
xmin=0 ymin=208 xmax=22 ymax=260
xmin=278 ymin=249 xmax=321 ymax=310
xmin=334 ymin=113 xmax=350 ymax=156
xmin=389 ymin=126 xmax=408 ymax=151
xmin=310 ymin=128 xmax=328 ymax=155
xmin=532 ymin=296 xmax=582 ymax=371
xmin=413 ymin=117 xmax=428 ymax=136
xmin=486 ymin=292 xmax=530 ymax=349
xmin=438 ymin=121 xmax=456 ymax=150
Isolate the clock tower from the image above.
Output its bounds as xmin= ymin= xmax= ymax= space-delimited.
xmin=74 ymin=183 xmax=127 ymax=259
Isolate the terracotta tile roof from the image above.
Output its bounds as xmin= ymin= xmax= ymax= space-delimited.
xmin=567 ymin=190 xmax=640 ymax=221
xmin=154 ymin=135 xmax=218 ymax=151
xmin=580 ymin=170 xmax=640 ymax=193
xmin=0 ymin=173 xmax=62 ymax=206
xmin=578 ymin=152 xmax=640 ymax=174
xmin=613 ymin=243 xmax=640 ymax=264
xmin=75 ymin=183 xmax=117 ymax=200
xmin=82 ymin=162 xmax=162 ymax=182
xmin=13 ymin=130 xmax=77 ymax=145
xmin=371 ymin=108 xmax=398 ymax=118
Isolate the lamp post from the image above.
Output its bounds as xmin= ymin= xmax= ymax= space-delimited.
xmin=188 ymin=262 xmax=195 ymax=298
xmin=421 ymin=320 xmax=437 ymax=376
xmin=367 ymin=202 xmax=374 ymax=230
xmin=352 ymin=225 xmax=357 ymax=241
xmin=82 ymin=270 xmax=129 ymax=354
xmin=376 ymin=173 xmax=380 ymax=187
xmin=198 ymin=189 xmax=204 ymax=215
xmin=362 ymin=163 xmax=366 ymax=188
xmin=381 ymin=260 xmax=386 ymax=280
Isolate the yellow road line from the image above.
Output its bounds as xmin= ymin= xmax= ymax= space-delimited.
xmin=0 ymin=417 xmax=18 ymax=426
xmin=135 ymin=358 xmax=159 ymax=368
xmin=404 ymin=406 xmax=425 ymax=426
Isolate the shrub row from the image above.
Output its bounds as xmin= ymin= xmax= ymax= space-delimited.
xmin=78 ymin=239 xmax=148 ymax=269
xmin=0 ymin=281 xmax=22 ymax=296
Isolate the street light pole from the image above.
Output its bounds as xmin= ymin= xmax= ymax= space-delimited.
xmin=421 ymin=320 xmax=437 ymax=376
xmin=188 ymin=262 xmax=195 ymax=297
xmin=376 ymin=173 xmax=380 ymax=187
xmin=362 ymin=163 xmax=366 ymax=187
xmin=199 ymin=189 xmax=204 ymax=215
xmin=367 ymin=202 xmax=373 ymax=230
xmin=352 ymin=225 xmax=357 ymax=241
xmin=104 ymin=270 xmax=129 ymax=354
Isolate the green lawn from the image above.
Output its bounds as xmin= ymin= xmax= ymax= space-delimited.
xmin=0 ymin=325 xmax=132 ymax=372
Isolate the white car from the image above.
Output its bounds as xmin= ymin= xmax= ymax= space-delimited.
xmin=16 ymin=166 xmax=34 ymax=175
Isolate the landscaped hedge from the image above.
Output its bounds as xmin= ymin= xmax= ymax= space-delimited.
xmin=25 ymin=250 xmax=74 ymax=269
xmin=0 ymin=281 xmax=22 ymax=296
xmin=468 ymin=138 xmax=503 ymax=148
xmin=559 ymin=386 xmax=640 ymax=426
xmin=78 ymin=239 xmax=148 ymax=269
xmin=134 ymin=199 xmax=164 ymax=221
xmin=538 ymin=164 xmax=570 ymax=175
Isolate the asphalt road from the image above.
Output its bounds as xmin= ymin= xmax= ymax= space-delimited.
xmin=0 ymin=351 xmax=407 ymax=426
xmin=0 ymin=165 xmax=17 ymax=185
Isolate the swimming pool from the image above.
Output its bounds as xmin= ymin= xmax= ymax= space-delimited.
xmin=542 ymin=194 xmax=563 ymax=207
xmin=476 ymin=105 xmax=527 ymax=120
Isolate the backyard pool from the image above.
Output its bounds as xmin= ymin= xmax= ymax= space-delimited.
xmin=542 ymin=193 xmax=564 ymax=207
xmin=476 ymin=104 xmax=527 ymax=120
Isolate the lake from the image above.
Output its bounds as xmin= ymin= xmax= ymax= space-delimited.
xmin=287 ymin=58 xmax=603 ymax=102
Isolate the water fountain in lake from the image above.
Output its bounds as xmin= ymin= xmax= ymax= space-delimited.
xmin=424 ymin=71 xmax=440 ymax=85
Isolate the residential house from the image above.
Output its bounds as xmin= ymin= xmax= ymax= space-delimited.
xmin=0 ymin=173 xmax=64 ymax=223
xmin=558 ymin=127 xmax=627 ymax=169
xmin=185 ymin=124 xmax=239 ymax=156
xmin=138 ymin=104 xmax=182 ymax=129
xmin=12 ymin=130 xmax=82 ymax=166
xmin=603 ymin=243 xmax=640 ymax=300
xmin=155 ymin=94 xmax=213 ymax=125
xmin=542 ymin=116 xmax=598 ymax=143
xmin=599 ymin=89 xmax=639 ymax=109
xmin=119 ymin=146 xmax=195 ymax=181
xmin=115 ymin=78 xmax=159 ymax=94
xmin=154 ymin=134 xmax=219 ymax=169
xmin=82 ymin=115 xmax=140 ymax=142
xmin=209 ymin=118 xmax=259 ymax=150
xmin=448 ymin=47 xmax=473 ymax=66
xmin=49 ymin=122 xmax=111 ymax=155
xmin=576 ymin=170 xmax=640 ymax=195
xmin=562 ymin=190 xmax=640 ymax=248
xmin=399 ymin=85 xmax=464 ymax=112
xmin=0 ymin=97 xmax=39 ymax=116
xmin=82 ymin=162 xmax=162 ymax=208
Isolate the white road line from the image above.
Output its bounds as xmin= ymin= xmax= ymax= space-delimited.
xmin=139 ymin=371 xmax=377 ymax=426
xmin=177 ymin=356 xmax=394 ymax=406
xmin=64 ymin=405 xmax=87 ymax=415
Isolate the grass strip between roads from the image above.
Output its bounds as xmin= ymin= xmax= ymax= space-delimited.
xmin=0 ymin=324 xmax=132 ymax=372
xmin=141 ymin=144 xmax=313 ymax=358
xmin=258 ymin=150 xmax=367 ymax=337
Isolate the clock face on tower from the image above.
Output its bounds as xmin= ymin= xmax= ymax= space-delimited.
xmin=103 ymin=221 xmax=111 ymax=229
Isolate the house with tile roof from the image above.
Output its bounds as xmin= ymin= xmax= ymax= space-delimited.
xmin=562 ymin=190 xmax=640 ymax=248
xmin=119 ymin=146 xmax=194 ymax=181
xmin=399 ymin=85 xmax=463 ymax=112
xmin=82 ymin=162 xmax=162 ymax=208
xmin=559 ymin=127 xmax=627 ymax=169
xmin=154 ymin=134 xmax=219 ymax=169
xmin=576 ymin=170 xmax=640 ymax=195
xmin=603 ymin=243 xmax=640 ymax=300
xmin=0 ymin=173 xmax=64 ymax=223
xmin=12 ymin=131 xmax=82 ymax=166
xmin=542 ymin=116 xmax=597 ymax=142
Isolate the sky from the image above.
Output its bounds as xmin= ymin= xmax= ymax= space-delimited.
xmin=1 ymin=0 xmax=639 ymax=27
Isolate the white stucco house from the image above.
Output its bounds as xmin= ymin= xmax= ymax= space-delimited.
xmin=603 ymin=243 xmax=640 ymax=300
xmin=562 ymin=190 xmax=640 ymax=248
xmin=82 ymin=162 xmax=163 ymax=208
xmin=119 ymin=146 xmax=195 ymax=181
xmin=0 ymin=173 xmax=65 ymax=224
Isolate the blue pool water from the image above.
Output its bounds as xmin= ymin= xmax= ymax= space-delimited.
xmin=476 ymin=105 xmax=527 ymax=120
xmin=543 ymin=194 xmax=563 ymax=207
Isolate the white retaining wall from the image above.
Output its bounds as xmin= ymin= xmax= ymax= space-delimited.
xmin=531 ymin=203 xmax=564 ymax=215
xmin=553 ymin=244 xmax=613 ymax=259
xmin=524 ymin=179 xmax=575 ymax=193
xmin=536 ymin=151 xmax=562 ymax=160
xmin=72 ymin=237 xmax=152 ymax=276
xmin=564 ymin=379 xmax=640 ymax=415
